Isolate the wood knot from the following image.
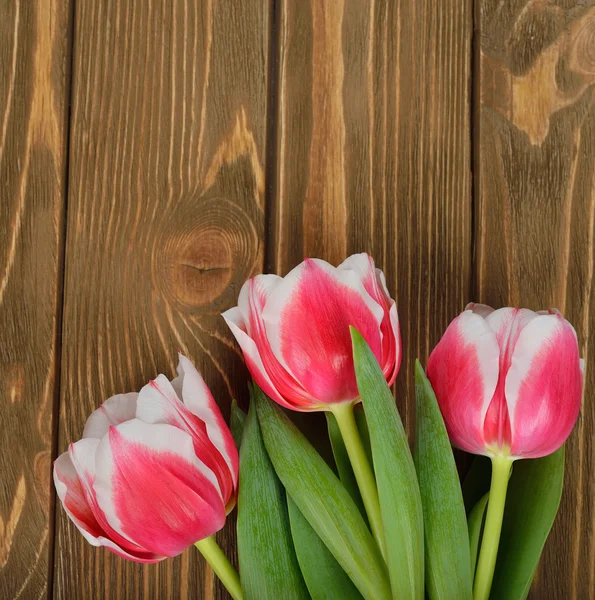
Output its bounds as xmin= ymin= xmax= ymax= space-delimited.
xmin=568 ymin=11 xmax=595 ymax=76
xmin=153 ymin=197 xmax=259 ymax=312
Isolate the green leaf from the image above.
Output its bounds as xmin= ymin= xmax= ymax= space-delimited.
xmin=325 ymin=412 xmax=366 ymax=518
xmin=236 ymin=400 xmax=309 ymax=600
xmin=288 ymin=495 xmax=363 ymax=600
xmin=490 ymin=446 xmax=565 ymax=600
xmin=467 ymin=492 xmax=489 ymax=577
xmin=350 ymin=328 xmax=424 ymax=600
xmin=254 ymin=386 xmax=391 ymax=600
xmin=230 ymin=399 xmax=247 ymax=450
xmin=462 ymin=456 xmax=491 ymax=514
xmin=413 ymin=360 xmax=472 ymax=600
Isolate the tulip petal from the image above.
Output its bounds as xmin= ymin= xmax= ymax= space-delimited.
xmin=484 ymin=308 xmax=537 ymax=354
xmin=60 ymin=441 xmax=161 ymax=562
xmin=176 ymin=354 xmax=239 ymax=485
xmin=466 ymin=303 xmax=494 ymax=319
xmin=94 ymin=419 xmax=226 ymax=557
xmin=427 ymin=311 xmax=500 ymax=454
xmin=54 ymin=451 xmax=105 ymax=540
xmin=244 ymin=277 xmax=323 ymax=408
xmin=224 ymin=303 xmax=318 ymax=411
xmin=223 ymin=306 xmax=302 ymax=410
xmin=339 ymin=253 xmax=401 ymax=384
xmin=506 ymin=315 xmax=582 ymax=458
xmin=83 ymin=393 xmax=138 ymax=439
xmin=262 ymin=258 xmax=385 ymax=403
xmin=237 ymin=273 xmax=283 ymax=332
xmin=136 ymin=374 xmax=236 ymax=504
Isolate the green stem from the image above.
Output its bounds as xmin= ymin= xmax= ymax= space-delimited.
xmin=331 ymin=402 xmax=386 ymax=559
xmin=195 ymin=535 xmax=243 ymax=600
xmin=472 ymin=457 xmax=513 ymax=600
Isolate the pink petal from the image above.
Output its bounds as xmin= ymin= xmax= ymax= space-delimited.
xmin=227 ymin=283 xmax=321 ymax=410
xmin=94 ymin=419 xmax=226 ymax=557
xmin=374 ymin=268 xmax=401 ymax=384
xmin=427 ymin=310 xmax=500 ymax=454
xmin=481 ymin=308 xmax=538 ymax=449
xmin=60 ymin=441 xmax=160 ymax=562
xmin=223 ymin=306 xmax=299 ymax=409
xmin=237 ymin=273 xmax=283 ymax=334
xmin=136 ymin=362 xmax=238 ymax=505
xmin=506 ymin=314 xmax=583 ymax=458
xmin=54 ymin=451 xmax=105 ymax=540
xmin=338 ymin=254 xmax=401 ymax=383
xmin=176 ymin=354 xmax=239 ymax=491
xmin=466 ymin=303 xmax=495 ymax=319
xmin=262 ymin=258 xmax=385 ymax=404
xmin=83 ymin=393 xmax=138 ymax=439
xmin=484 ymin=308 xmax=537 ymax=352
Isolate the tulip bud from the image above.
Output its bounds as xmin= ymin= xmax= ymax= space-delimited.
xmin=53 ymin=354 xmax=238 ymax=562
xmin=427 ymin=304 xmax=583 ymax=459
xmin=223 ymin=253 xmax=401 ymax=411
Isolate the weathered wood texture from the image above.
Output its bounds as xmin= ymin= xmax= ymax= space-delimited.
xmin=476 ymin=2 xmax=595 ymax=598
xmin=2 ymin=0 xmax=595 ymax=598
xmin=271 ymin=0 xmax=473 ymax=437
xmin=0 ymin=0 xmax=71 ymax=597
xmin=53 ymin=0 xmax=268 ymax=598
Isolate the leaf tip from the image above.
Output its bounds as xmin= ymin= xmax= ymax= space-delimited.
xmin=349 ymin=325 xmax=363 ymax=343
xmin=414 ymin=359 xmax=426 ymax=384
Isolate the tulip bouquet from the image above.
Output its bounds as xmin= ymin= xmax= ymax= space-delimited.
xmin=55 ymin=254 xmax=583 ymax=600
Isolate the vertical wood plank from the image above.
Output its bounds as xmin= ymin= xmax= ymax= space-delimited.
xmin=272 ymin=0 xmax=473 ymax=436
xmin=475 ymin=2 xmax=595 ymax=598
xmin=54 ymin=0 xmax=268 ymax=598
xmin=0 ymin=0 xmax=71 ymax=597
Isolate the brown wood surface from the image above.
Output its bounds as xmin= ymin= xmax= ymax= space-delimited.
xmin=52 ymin=0 xmax=268 ymax=598
xmin=476 ymin=2 xmax=595 ymax=598
xmin=0 ymin=0 xmax=71 ymax=597
xmin=1 ymin=0 xmax=594 ymax=598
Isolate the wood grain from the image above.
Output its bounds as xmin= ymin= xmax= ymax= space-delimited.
xmin=271 ymin=0 xmax=473 ymax=437
xmin=475 ymin=1 xmax=595 ymax=597
xmin=53 ymin=0 xmax=268 ymax=598
xmin=0 ymin=0 xmax=71 ymax=597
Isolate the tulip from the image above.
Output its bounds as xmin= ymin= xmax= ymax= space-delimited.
xmin=222 ymin=253 xmax=400 ymax=412
xmin=223 ymin=253 xmax=400 ymax=557
xmin=54 ymin=354 xmax=242 ymax=600
xmin=427 ymin=304 xmax=583 ymax=600
xmin=427 ymin=304 xmax=583 ymax=459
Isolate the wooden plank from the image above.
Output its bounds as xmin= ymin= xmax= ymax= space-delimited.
xmin=271 ymin=0 xmax=473 ymax=437
xmin=53 ymin=0 xmax=268 ymax=598
xmin=475 ymin=2 xmax=595 ymax=598
xmin=0 ymin=0 xmax=71 ymax=597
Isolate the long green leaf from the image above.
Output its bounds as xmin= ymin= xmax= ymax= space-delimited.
xmin=288 ymin=495 xmax=363 ymax=600
xmin=350 ymin=328 xmax=424 ymax=600
xmin=490 ymin=446 xmax=565 ymax=600
xmin=467 ymin=492 xmax=489 ymax=577
xmin=237 ymin=401 xmax=309 ymax=600
xmin=230 ymin=399 xmax=247 ymax=450
xmin=414 ymin=360 xmax=472 ymax=599
xmin=254 ymin=386 xmax=391 ymax=600
xmin=325 ymin=412 xmax=366 ymax=517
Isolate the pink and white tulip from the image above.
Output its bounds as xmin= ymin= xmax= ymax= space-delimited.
xmin=53 ymin=354 xmax=238 ymax=563
xmin=223 ymin=253 xmax=401 ymax=411
xmin=427 ymin=304 xmax=583 ymax=459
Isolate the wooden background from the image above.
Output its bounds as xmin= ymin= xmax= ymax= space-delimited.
xmin=0 ymin=0 xmax=593 ymax=597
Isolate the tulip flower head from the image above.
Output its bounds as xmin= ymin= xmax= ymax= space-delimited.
xmin=53 ymin=354 xmax=238 ymax=562
xmin=223 ymin=253 xmax=401 ymax=411
xmin=427 ymin=304 xmax=583 ymax=459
